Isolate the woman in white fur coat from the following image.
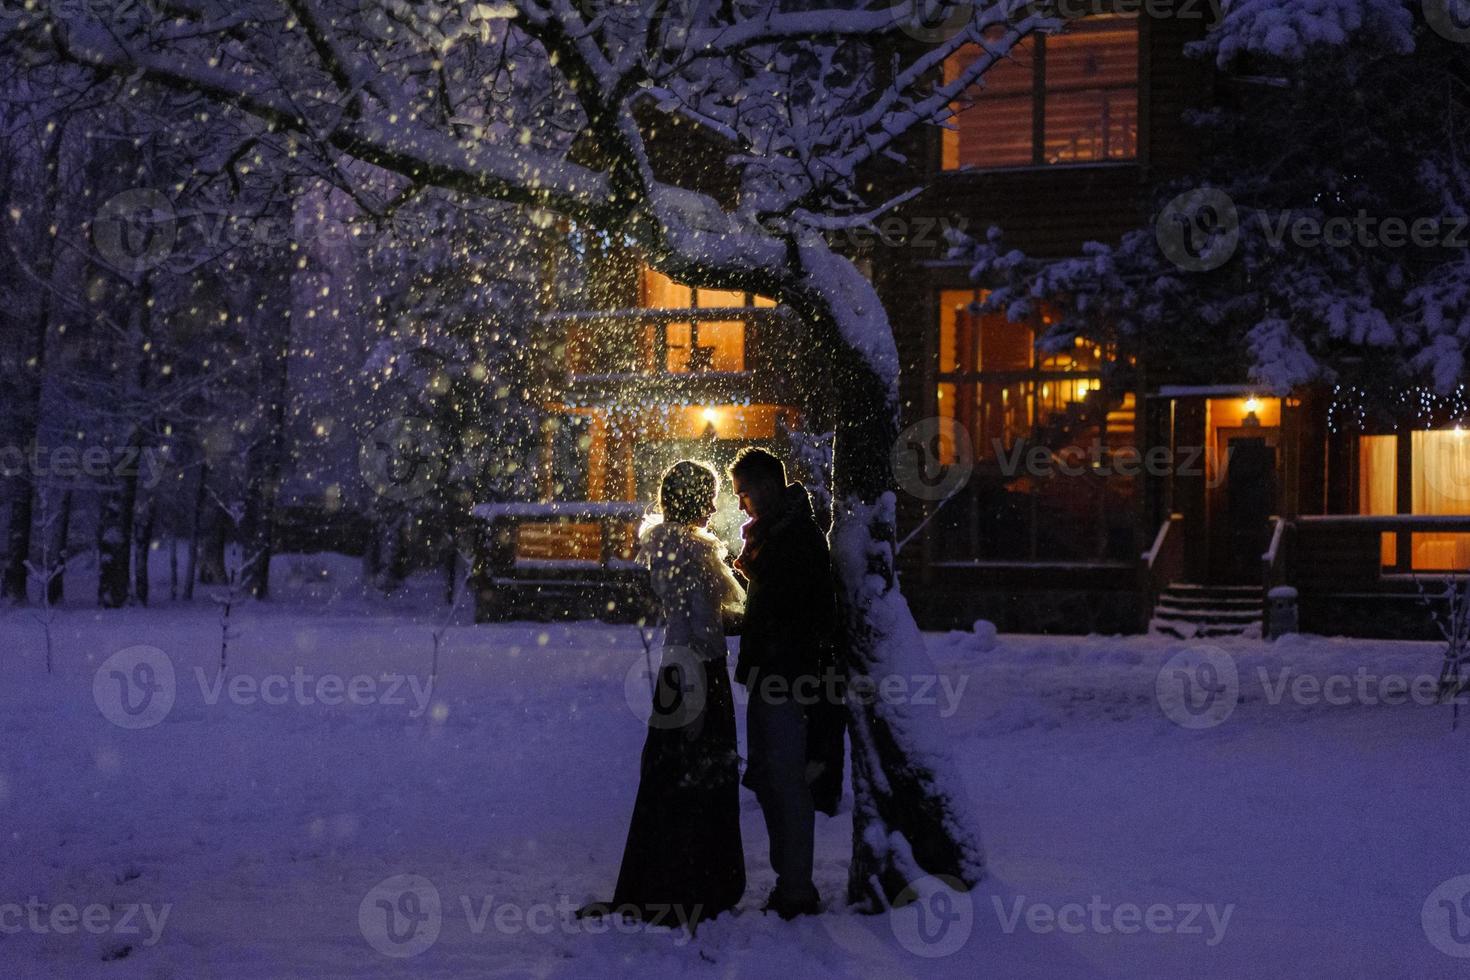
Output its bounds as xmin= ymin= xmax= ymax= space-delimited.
xmin=581 ymin=460 xmax=747 ymax=927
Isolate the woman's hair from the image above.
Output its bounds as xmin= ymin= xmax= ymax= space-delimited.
xmin=657 ymin=460 xmax=719 ymax=525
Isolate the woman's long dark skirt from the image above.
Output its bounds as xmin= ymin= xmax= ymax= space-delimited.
xmin=610 ymin=654 xmax=745 ymax=926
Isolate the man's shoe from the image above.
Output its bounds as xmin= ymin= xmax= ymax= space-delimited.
xmin=761 ymin=888 xmax=821 ymax=920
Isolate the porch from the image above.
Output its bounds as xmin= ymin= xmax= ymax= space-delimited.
xmin=469 ymin=501 xmax=655 ymax=622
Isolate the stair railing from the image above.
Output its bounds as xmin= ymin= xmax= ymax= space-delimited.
xmin=1261 ymin=516 xmax=1289 ymax=593
xmin=1140 ymin=513 xmax=1185 ymax=631
xmin=1260 ymin=516 xmax=1290 ymax=636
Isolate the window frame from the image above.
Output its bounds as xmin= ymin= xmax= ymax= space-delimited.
xmin=942 ymin=10 xmax=1142 ymax=172
xmin=935 ymin=288 xmax=1107 ymax=458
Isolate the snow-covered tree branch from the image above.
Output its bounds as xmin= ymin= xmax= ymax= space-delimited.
xmin=10 ymin=0 xmax=1063 ymax=906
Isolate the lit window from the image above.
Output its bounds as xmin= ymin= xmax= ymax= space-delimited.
xmin=638 ymin=267 xmax=770 ymax=373
xmin=1358 ymin=430 xmax=1470 ymax=569
xmin=943 ymin=14 xmax=1139 ymax=171
xmin=640 ymin=268 xmax=770 ymax=310
xmin=1358 ymin=434 xmax=1396 ymax=567
xmin=937 ymin=289 xmax=1105 ymax=456
xmin=1411 ymin=430 xmax=1470 ymax=570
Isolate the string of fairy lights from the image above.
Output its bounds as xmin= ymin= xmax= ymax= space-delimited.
xmin=1328 ymin=384 xmax=1470 ymax=434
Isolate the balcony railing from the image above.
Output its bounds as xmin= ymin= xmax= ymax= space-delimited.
xmin=544 ymin=307 xmax=792 ymax=379
xmin=542 ymin=306 xmax=797 ymax=407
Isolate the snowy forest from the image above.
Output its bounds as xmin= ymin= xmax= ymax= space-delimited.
xmin=2 ymin=1 xmax=1470 ymax=977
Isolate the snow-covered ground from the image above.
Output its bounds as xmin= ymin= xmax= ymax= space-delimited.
xmin=1 ymin=554 xmax=1467 ymax=978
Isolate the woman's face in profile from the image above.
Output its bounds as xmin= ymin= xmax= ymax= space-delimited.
xmin=694 ymin=491 xmax=717 ymax=527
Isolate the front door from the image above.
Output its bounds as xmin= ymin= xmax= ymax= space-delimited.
xmin=1214 ymin=436 xmax=1277 ymax=583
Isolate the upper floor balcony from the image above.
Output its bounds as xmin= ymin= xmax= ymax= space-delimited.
xmin=940 ymin=12 xmax=1141 ymax=175
xmin=543 ymin=268 xmax=800 ymax=405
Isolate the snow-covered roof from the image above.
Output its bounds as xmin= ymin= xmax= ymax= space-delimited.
xmin=1156 ymin=385 xmax=1280 ymax=399
xmin=471 ymin=501 xmax=650 ymax=521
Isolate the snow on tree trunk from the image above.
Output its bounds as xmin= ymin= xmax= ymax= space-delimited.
xmin=797 ymin=247 xmax=986 ymax=909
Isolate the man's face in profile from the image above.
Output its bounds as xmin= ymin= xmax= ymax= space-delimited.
xmin=732 ymin=472 xmax=783 ymax=520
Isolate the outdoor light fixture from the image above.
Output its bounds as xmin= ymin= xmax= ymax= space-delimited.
xmin=1243 ymin=396 xmax=1262 ymax=428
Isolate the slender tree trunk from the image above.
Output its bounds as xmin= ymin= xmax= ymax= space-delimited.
xmin=98 ymin=429 xmax=142 ymax=608
xmin=242 ymin=275 xmax=292 ymax=600
xmin=133 ymin=496 xmax=154 ymax=606
xmin=198 ymin=483 xmax=228 ymax=585
xmin=184 ymin=463 xmax=208 ymax=599
xmin=46 ymin=490 xmax=71 ymax=606
xmin=443 ymin=528 xmax=460 ymax=606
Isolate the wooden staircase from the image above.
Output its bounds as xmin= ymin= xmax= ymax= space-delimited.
xmin=1149 ymin=583 xmax=1263 ymax=639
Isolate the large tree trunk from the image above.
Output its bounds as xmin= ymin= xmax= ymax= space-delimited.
xmin=1 ymin=125 xmax=64 ymax=603
xmin=133 ymin=495 xmax=154 ymax=606
xmin=796 ymin=251 xmax=987 ymax=911
xmin=2 ymin=490 xmax=34 ymax=603
xmin=198 ymin=494 xmax=229 ymax=586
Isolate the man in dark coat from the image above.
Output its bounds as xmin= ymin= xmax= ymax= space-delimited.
xmin=728 ymin=447 xmax=842 ymax=919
